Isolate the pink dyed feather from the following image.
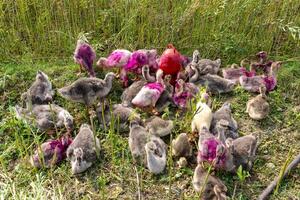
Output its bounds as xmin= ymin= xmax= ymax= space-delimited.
xmin=31 ymin=136 xmax=72 ymax=168
xmin=125 ymin=50 xmax=148 ymax=71
xmin=197 ymin=139 xmax=226 ymax=168
xmin=131 ymin=82 xmax=164 ymax=107
xmin=107 ymin=51 xmax=127 ymax=66
xmin=263 ymin=76 xmax=276 ymax=91
xmin=173 ymin=81 xmax=199 ymax=108
xmin=223 ymin=67 xmax=255 ymax=83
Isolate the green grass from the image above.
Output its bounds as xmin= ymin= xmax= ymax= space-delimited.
xmin=0 ymin=0 xmax=300 ymax=63
xmin=1 ymin=0 xmax=300 ymax=199
xmin=0 ymin=59 xmax=300 ymax=199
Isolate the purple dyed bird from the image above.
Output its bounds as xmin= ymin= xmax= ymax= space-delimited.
xmin=123 ymin=49 xmax=158 ymax=86
xmin=240 ymin=61 xmax=281 ymax=93
xmin=173 ymin=79 xmax=199 ymax=109
xmin=262 ymin=61 xmax=282 ymax=91
xmin=30 ymin=135 xmax=72 ymax=168
xmin=125 ymin=49 xmax=158 ymax=73
xmin=239 ymin=75 xmax=265 ymax=93
xmin=97 ymin=49 xmax=132 ymax=69
xmin=222 ymin=59 xmax=256 ymax=84
xmin=197 ymin=138 xmax=227 ymax=167
xmin=131 ymin=70 xmax=165 ymax=114
xmin=74 ymin=39 xmax=96 ymax=77
xmin=197 ymin=127 xmax=234 ymax=171
xmin=97 ymin=49 xmax=132 ymax=87
xmin=252 ymin=51 xmax=273 ymax=75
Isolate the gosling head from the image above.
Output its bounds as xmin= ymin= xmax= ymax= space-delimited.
xmin=36 ymin=70 xmax=50 ymax=83
xmin=59 ymin=110 xmax=74 ymax=132
xmin=192 ymin=50 xmax=200 ymax=63
xmin=105 ymin=72 xmax=116 ymax=80
xmin=221 ymin=102 xmax=231 ymax=113
xmin=70 ymin=147 xmax=88 ymax=174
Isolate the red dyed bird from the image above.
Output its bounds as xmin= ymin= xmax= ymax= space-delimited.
xmin=158 ymin=44 xmax=183 ymax=85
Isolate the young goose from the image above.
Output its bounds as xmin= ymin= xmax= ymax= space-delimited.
xmin=119 ymin=49 xmax=158 ymax=87
xmin=145 ymin=116 xmax=173 ymax=137
xmin=128 ymin=121 xmax=149 ymax=164
xmin=158 ymin=44 xmax=184 ymax=86
xmin=120 ymin=66 xmax=153 ymax=107
xmin=131 ymin=70 xmax=165 ymax=113
xmin=185 ymin=50 xmax=200 ymax=76
xmin=145 ymin=136 xmax=167 ymax=174
xmin=188 ymin=50 xmax=221 ymax=75
xmin=189 ymin=65 xmax=235 ymax=94
xmin=240 ymin=61 xmax=281 ymax=93
xmin=73 ymin=39 xmax=96 ymax=77
xmin=125 ymin=49 xmax=159 ymax=73
xmin=262 ymin=61 xmax=281 ymax=92
xmin=97 ymin=49 xmax=132 ymax=87
xmin=97 ymin=49 xmax=132 ymax=69
xmin=96 ymin=101 xmax=141 ymax=131
xmin=252 ymin=51 xmax=273 ymax=74
xmin=121 ymin=80 xmax=145 ymax=107
xmin=173 ymin=79 xmax=199 ymax=109
xmin=226 ymin=134 xmax=258 ymax=171
xmin=197 ymin=127 xmax=235 ymax=172
xmin=155 ymin=74 xmax=174 ymax=113
xmin=171 ymin=133 xmax=192 ymax=158
xmin=193 ymin=165 xmax=228 ymax=200
xmin=58 ymin=72 xmax=115 ymax=106
xmin=142 ymin=65 xmax=156 ymax=83
xmin=239 ymin=75 xmax=265 ymax=93
xmin=197 ymin=127 xmax=225 ymax=164
xmin=191 ymin=93 xmax=213 ymax=133
xmin=21 ymin=71 xmax=54 ymax=107
xmin=185 ymin=64 xmax=196 ymax=82
xmin=66 ymin=124 xmax=100 ymax=174
xmin=30 ymin=135 xmax=72 ymax=168
xmin=198 ymin=58 xmax=221 ymax=75
xmin=194 ymin=50 xmax=221 ymax=75
xmin=200 ymin=74 xmax=236 ymax=94
xmin=15 ymin=104 xmax=74 ymax=133
xmin=246 ymin=86 xmax=269 ymax=120
xmin=210 ymin=102 xmax=238 ymax=139
xmin=222 ymin=59 xmax=256 ymax=84
xmin=188 ymin=65 xmax=200 ymax=83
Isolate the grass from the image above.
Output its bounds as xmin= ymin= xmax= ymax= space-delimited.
xmin=0 ymin=0 xmax=300 ymax=63
xmin=0 ymin=58 xmax=300 ymax=199
xmin=0 ymin=0 xmax=300 ymax=199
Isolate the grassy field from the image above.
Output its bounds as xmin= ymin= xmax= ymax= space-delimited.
xmin=1 ymin=60 xmax=300 ymax=200
xmin=1 ymin=0 xmax=300 ymax=199
xmin=1 ymin=0 xmax=300 ymax=63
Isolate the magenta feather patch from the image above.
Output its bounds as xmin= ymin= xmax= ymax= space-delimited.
xmin=257 ymin=61 xmax=273 ymax=74
xmin=131 ymin=82 xmax=164 ymax=107
xmin=243 ymin=70 xmax=256 ymax=77
xmin=223 ymin=67 xmax=256 ymax=83
xmin=31 ymin=136 xmax=72 ymax=168
xmin=145 ymin=82 xmax=164 ymax=93
xmin=74 ymin=42 xmax=96 ymax=76
xmin=263 ymin=76 xmax=276 ymax=91
xmin=125 ymin=51 xmax=148 ymax=71
xmin=173 ymin=91 xmax=190 ymax=108
xmin=107 ymin=51 xmax=126 ymax=66
xmin=173 ymin=82 xmax=198 ymax=108
xmin=197 ymin=139 xmax=226 ymax=167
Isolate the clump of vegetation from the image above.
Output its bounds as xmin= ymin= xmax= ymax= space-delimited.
xmin=0 ymin=0 xmax=300 ymax=63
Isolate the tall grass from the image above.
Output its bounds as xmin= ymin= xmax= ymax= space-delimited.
xmin=0 ymin=0 xmax=299 ymax=63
